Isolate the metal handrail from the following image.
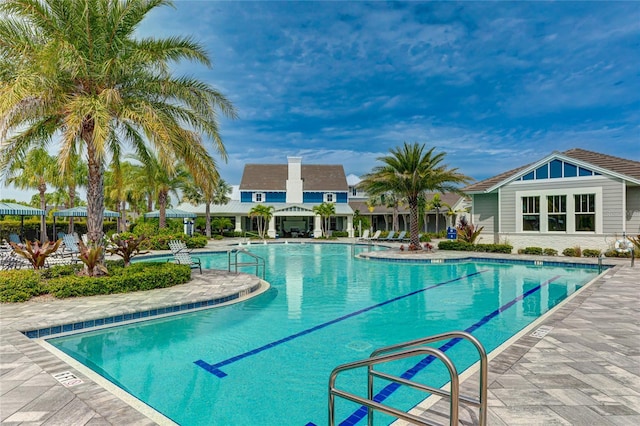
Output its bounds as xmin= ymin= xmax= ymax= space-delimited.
xmin=228 ymin=248 xmax=265 ymax=279
xmin=368 ymin=330 xmax=487 ymax=426
xmin=329 ymin=347 xmax=459 ymax=426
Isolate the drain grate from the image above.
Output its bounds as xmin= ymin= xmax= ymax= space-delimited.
xmin=530 ymin=325 xmax=554 ymax=338
xmin=52 ymin=371 xmax=84 ymax=387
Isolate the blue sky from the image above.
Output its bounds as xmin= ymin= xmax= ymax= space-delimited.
xmin=3 ymin=0 xmax=640 ymax=202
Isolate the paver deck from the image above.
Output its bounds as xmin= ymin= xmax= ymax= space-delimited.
xmin=1 ymin=240 xmax=638 ymax=425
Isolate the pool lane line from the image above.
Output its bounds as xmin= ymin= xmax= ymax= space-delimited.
xmin=194 ymin=270 xmax=490 ymax=378
xmin=335 ymin=274 xmax=562 ymax=426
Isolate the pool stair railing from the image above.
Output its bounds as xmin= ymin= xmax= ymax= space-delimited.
xmin=328 ymin=330 xmax=487 ymax=426
xmin=228 ymin=248 xmax=266 ymax=279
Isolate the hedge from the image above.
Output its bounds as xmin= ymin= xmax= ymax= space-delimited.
xmin=437 ymin=240 xmax=513 ymax=253
xmin=0 ymin=262 xmax=191 ymax=302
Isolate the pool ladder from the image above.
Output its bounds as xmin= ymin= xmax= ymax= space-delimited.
xmin=228 ymin=248 xmax=265 ymax=280
xmin=329 ymin=331 xmax=487 ymax=426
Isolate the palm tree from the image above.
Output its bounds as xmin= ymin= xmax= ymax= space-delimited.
xmin=249 ymin=204 xmax=274 ymax=239
xmin=425 ymin=193 xmax=452 ymax=235
xmin=312 ymin=202 xmax=336 ymax=238
xmin=0 ymin=0 xmax=236 ymax=253
xmin=58 ymin=151 xmax=88 ymax=234
xmin=5 ymin=148 xmax=58 ymax=242
xmin=359 ymin=142 xmax=472 ymax=250
xmin=130 ymin=151 xmax=190 ymax=229
xmin=183 ymin=177 xmax=231 ymax=238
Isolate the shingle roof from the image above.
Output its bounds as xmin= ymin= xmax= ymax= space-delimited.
xmin=464 ymin=148 xmax=640 ymax=193
xmin=239 ymin=164 xmax=348 ymax=191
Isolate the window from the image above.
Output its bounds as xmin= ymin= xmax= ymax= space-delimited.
xmin=324 ymin=193 xmax=335 ymax=203
xmin=522 ymin=196 xmax=540 ymax=231
xmin=575 ymin=194 xmax=595 ymax=231
xmin=547 ymin=195 xmax=566 ymax=231
xmin=253 ymin=192 xmax=264 ymax=203
xmin=351 ymin=187 xmax=357 ymax=196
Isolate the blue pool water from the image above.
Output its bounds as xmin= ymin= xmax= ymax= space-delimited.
xmin=48 ymin=244 xmax=598 ymax=425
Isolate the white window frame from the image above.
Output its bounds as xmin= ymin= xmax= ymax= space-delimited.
xmin=252 ymin=192 xmax=265 ymax=203
xmin=515 ymin=187 xmax=602 ymax=234
xmin=323 ymin=193 xmax=336 ymax=203
xmin=522 ymin=196 xmax=540 ymax=232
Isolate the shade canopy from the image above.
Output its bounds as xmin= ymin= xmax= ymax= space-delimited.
xmin=53 ymin=206 xmax=120 ymax=218
xmin=144 ymin=208 xmax=196 ymax=219
xmin=0 ymin=202 xmax=45 ymax=216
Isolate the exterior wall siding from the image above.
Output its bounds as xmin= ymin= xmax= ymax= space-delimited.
xmin=266 ymin=192 xmax=286 ymax=203
xmin=499 ymin=176 xmax=623 ymax=234
xmin=304 ymin=192 xmax=323 ymax=203
xmin=240 ymin=192 xmax=252 ymax=203
xmin=626 ymin=186 xmax=640 ymax=234
xmin=499 ymin=233 xmax=614 ymax=254
xmin=472 ymin=193 xmax=498 ymax=243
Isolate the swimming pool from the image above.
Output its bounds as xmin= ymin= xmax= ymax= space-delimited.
xmin=48 ymin=244 xmax=599 ymax=425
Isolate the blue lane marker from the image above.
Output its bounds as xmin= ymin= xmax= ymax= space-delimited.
xmin=195 ymin=270 xmax=489 ymax=377
xmin=338 ymin=275 xmax=562 ymax=426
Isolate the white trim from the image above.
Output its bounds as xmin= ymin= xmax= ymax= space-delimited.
xmin=252 ymin=192 xmax=265 ymax=203
xmin=497 ymin=187 xmax=502 ymax=234
xmin=483 ymin=152 xmax=640 ymax=193
xmin=515 ymin=187 xmax=603 ymax=234
xmin=622 ymin=181 xmax=626 ymax=232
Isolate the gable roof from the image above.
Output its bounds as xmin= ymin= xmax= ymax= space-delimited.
xmin=239 ymin=164 xmax=348 ymax=191
xmin=465 ymin=148 xmax=640 ymax=193
xmin=349 ymin=192 xmax=467 ymax=214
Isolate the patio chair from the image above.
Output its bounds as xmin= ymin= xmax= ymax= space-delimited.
xmin=9 ymin=233 xmax=21 ymax=245
xmin=356 ymin=230 xmax=370 ymax=241
xmin=381 ymin=231 xmax=396 ymax=242
xmin=369 ymin=230 xmax=382 ymax=241
xmin=391 ymin=231 xmax=407 ymax=242
xmin=172 ymin=251 xmax=202 ymax=274
xmin=168 ymin=240 xmax=192 ymax=255
xmin=60 ymin=233 xmax=81 ymax=257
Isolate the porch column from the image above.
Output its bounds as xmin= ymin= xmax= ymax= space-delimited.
xmin=267 ymin=216 xmax=276 ymax=238
xmin=234 ymin=215 xmax=243 ymax=233
xmin=346 ymin=215 xmax=354 ymax=238
xmin=313 ymin=215 xmax=322 ymax=238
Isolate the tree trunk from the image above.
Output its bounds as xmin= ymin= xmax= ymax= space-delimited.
xmin=119 ymin=200 xmax=127 ymax=232
xmin=392 ymin=206 xmax=399 ymax=232
xmin=409 ymin=196 xmax=422 ymax=250
xmin=84 ymin=119 xmax=105 ymax=247
xmin=38 ymin=182 xmax=48 ymax=243
xmin=205 ymin=203 xmax=211 ymax=238
xmin=158 ymin=190 xmax=168 ymax=229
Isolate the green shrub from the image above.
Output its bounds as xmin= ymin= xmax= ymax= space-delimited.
xmin=223 ymin=231 xmax=244 ymax=238
xmin=543 ymin=248 xmax=558 ymax=256
xmin=438 ymin=240 xmax=512 ymax=253
xmin=419 ymin=234 xmax=432 ymax=242
xmin=332 ymin=231 xmax=349 ymax=237
xmin=0 ymin=270 xmax=44 ymax=302
xmin=522 ymin=247 xmax=543 ymax=255
xmin=47 ymin=262 xmax=191 ymax=298
xmin=1 ymin=261 xmax=191 ymax=302
xmin=438 ymin=240 xmax=475 ymax=251
xmin=213 ymin=234 xmax=224 ymax=240
xmin=184 ymin=235 xmax=208 ymax=248
xmin=562 ymin=247 xmax=582 ymax=257
xmin=582 ymin=249 xmax=601 ymax=258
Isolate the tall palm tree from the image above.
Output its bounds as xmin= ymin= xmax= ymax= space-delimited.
xmin=312 ymin=202 xmax=336 ymax=238
xmin=105 ymin=160 xmax=142 ymax=232
xmin=57 ymin=151 xmax=88 ymax=234
xmin=249 ymin=204 xmax=274 ymax=239
xmin=359 ymin=142 xmax=472 ymax=250
xmin=0 ymin=0 xmax=236 ymax=252
xmin=5 ymin=148 xmax=58 ymax=242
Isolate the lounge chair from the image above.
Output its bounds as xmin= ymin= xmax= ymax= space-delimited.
xmin=172 ymin=251 xmax=202 ymax=274
xmin=357 ymin=230 xmax=370 ymax=241
xmin=369 ymin=230 xmax=382 ymax=241
xmin=60 ymin=233 xmax=81 ymax=258
xmin=381 ymin=231 xmax=396 ymax=242
xmin=168 ymin=240 xmax=192 ymax=255
xmin=391 ymin=231 xmax=407 ymax=242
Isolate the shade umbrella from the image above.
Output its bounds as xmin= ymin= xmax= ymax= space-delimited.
xmin=52 ymin=206 xmax=120 ymax=238
xmin=0 ymin=202 xmax=46 ymax=241
xmin=144 ymin=208 xmax=196 ymax=218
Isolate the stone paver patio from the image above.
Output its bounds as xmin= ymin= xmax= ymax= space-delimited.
xmin=1 ymin=240 xmax=638 ymax=425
